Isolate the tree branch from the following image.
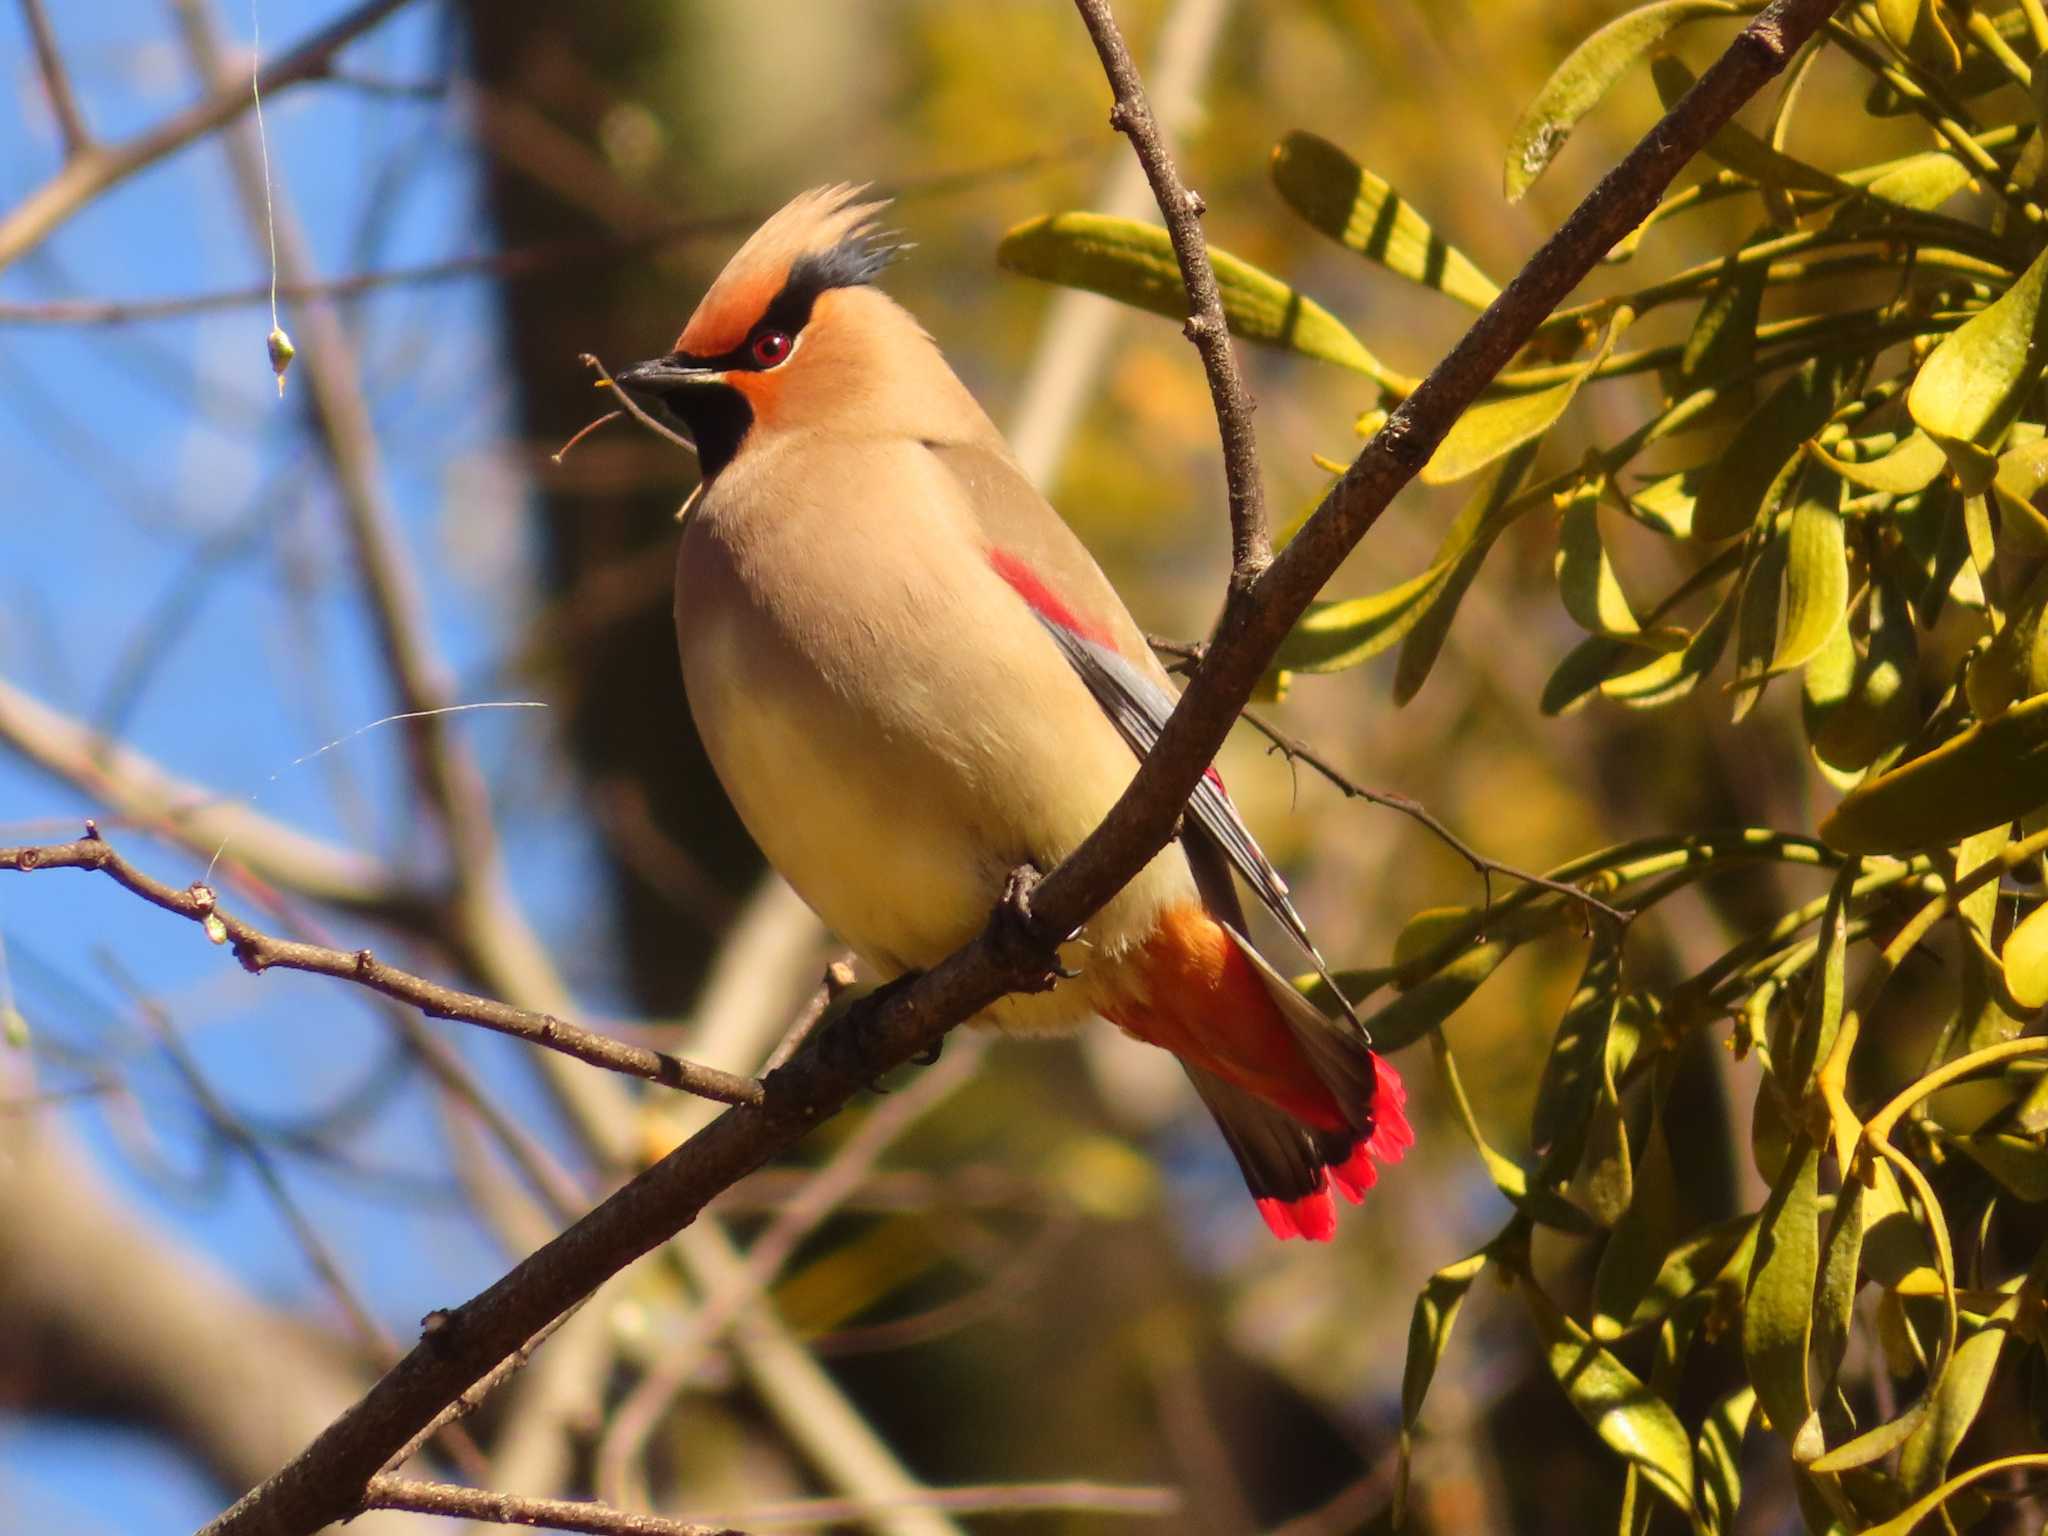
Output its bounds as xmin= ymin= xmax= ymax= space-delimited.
xmin=174 ymin=0 xmax=631 ymax=1164
xmin=191 ymin=4 xmax=1842 ymax=1530
xmin=361 ymin=1476 xmax=740 ymax=1536
xmin=0 ymin=674 xmax=421 ymax=922
xmin=360 ymin=1475 xmax=1180 ymax=1533
xmin=1 ymin=832 xmax=763 ymax=1106
xmin=0 ymin=0 xmax=418 ymax=275
xmin=16 ymin=0 xmax=92 ymax=157
xmin=1070 ymin=0 xmax=1269 ymax=580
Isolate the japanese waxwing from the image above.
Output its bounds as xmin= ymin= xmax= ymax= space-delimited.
xmin=616 ymin=185 xmax=1410 ymax=1241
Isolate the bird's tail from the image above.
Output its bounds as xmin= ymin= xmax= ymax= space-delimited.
xmin=1103 ymin=903 xmax=1411 ymax=1241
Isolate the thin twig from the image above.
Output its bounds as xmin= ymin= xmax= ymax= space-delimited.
xmin=16 ymin=0 xmax=92 ymax=156
xmin=0 ymin=0 xmax=417 ymax=275
xmin=580 ymin=354 xmax=698 ymax=457
xmin=1242 ymin=710 xmax=1628 ymax=926
xmin=363 ymin=1477 xmax=739 ymax=1535
xmin=689 ymin=1482 xmax=1180 ymax=1529
xmin=0 ymin=832 xmax=764 ymax=1106
xmin=760 ymin=958 xmax=857 ymax=1074
xmin=378 ymin=1302 xmax=590 ymax=1477
xmin=195 ymin=7 xmax=1842 ymax=1532
xmin=812 ymin=1208 xmax=1077 ymax=1357
xmin=1071 ymin=0 xmax=1270 ymax=580
xmin=110 ymin=961 xmax=392 ymax=1359
xmin=0 ymin=146 xmax=1091 ymax=328
xmin=1144 ymin=634 xmax=1626 ymax=923
xmin=360 ymin=1476 xmax=1182 ymax=1533
xmin=594 ymin=1041 xmax=986 ymax=1503
xmin=0 ymin=673 xmax=417 ymax=920
xmin=176 ymin=0 xmax=632 ymax=1164
xmin=1008 ymin=0 xmax=1233 ymax=482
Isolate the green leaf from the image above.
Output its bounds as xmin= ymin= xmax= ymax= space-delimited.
xmin=1885 ymin=477 xmax=1968 ymax=625
xmin=1399 ymin=1251 xmax=1486 ymax=1436
xmin=1807 ymin=429 xmax=1948 ymax=495
xmin=1991 ymin=438 xmax=2048 ymax=553
xmin=1557 ymin=480 xmax=1645 ymax=637
xmin=1650 ymin=55 xmax=1853 ymax=199
xmin=1860 ymin=151 xmax=1974 ymax=214
xmin=1274 ymin=565 xmax=1448 ymax=673
xmin=1803 ymin=569 xmax=1920 ymax=780
xmin=1270 ymin=131 xmax=1499 ymax=309
xmin=1277 ymin=457 xmax=1544 ymax=675
xmin=1627 ymin=467 xmax=1700 ymax=538
xmin=1730 ymin=521 xmax=1789 ymax=721
xmin=1694 ymin=355 xmax=1852 ymax=541
xmin=1819 ymin=690 xmax=2048 ymax=852
xmin=1544 ymin=634 xmax=1634 ymax=715
xmin=1898 ymin=1319 xmax=2011 ymax=1494
xmin=1575 ymin=995 xmax=1642 ymax=1229
xmin=1955 ymin=1130 xmax=2048 ymax=1199
xmin=1365 ymin=900 xmax=1565 ymax=1051
xmin=1875 ymin=0 xmax=1962 ymax=74
xmin=1813 ymin=1181 xmax=1866 ymax=1406
xmin=1396 ymin=445 xmax=1543 ymax=702
xmin=2004 ymin=902 xmax=2048 ymax=1011
xmin=1695 ymin=1386 xmax=1756 ymax=1536
xmin=1365 ymin=940 xmax=1516 ymax=1053
xmin=1859 ymin=150 xmax=1966 ymax=217
xmin=1631 ymin=1214 xmax=1757 ymax=1330
xmin=1679 ymin=243 xmax=1769 ymax=391
xmin=1908 ymin=244 xmax=2048 ymax=493
xmin=1773 ymin=472 xmax=1850 ymax=675
xmin=1602 ymin=584 xmax=1740 ymax=707
xmin=1970 ymin=558 xmax=2048 ymax=716
xmin=1592 ymin=1075 xmax=1681 ymax=1336
xmin=1533 ymin=934 xmax=1626 ymax=1179
xmin=1778 ymin=865 xmax=1852 ymax=1100
xmin=1523 ymin=1280 xmax=1698 ymax=1515
xmin=1422 ymin=310 xmax=1627 ymax=485
xmin=1395 ymin=1250 xmax=1488 ymax=1521
xmin=1744 ymin=1136 xmax=1821 ymax=1445
xmin=1436 ymin=1033 xmax=1600 ymax=1232
xmin=1504 ymin=0 xmax=1745 ymax=201
xmin=997 ymin=212 xmax=1394 ymax=382
xmin=1862 ymin=1157 xmax=1935 ymax=1290
xmin=1807 ymin=1400 xmax=1931 ymax=1473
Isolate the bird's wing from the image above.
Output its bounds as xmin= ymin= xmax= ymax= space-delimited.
xmin=925 ymin=441 xmax=1320 ymax=965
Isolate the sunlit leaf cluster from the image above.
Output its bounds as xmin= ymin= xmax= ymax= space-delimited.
xmin=1007 ymin=3 xmax=2048 ymax=1530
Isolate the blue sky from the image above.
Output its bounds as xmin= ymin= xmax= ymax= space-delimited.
xmin=0 ymin=5 xmax=613 ymax=1527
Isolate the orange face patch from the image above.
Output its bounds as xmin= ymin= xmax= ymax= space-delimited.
xmin=723 ymin=368 xmax=787 ymax=430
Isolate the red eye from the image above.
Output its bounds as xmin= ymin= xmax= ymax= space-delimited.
xmin=750 ymin=330 xmax=792 ymax=367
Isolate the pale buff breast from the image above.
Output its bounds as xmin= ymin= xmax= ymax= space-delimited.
xmin=672 ymin=435 xmax=1194 ymax=1033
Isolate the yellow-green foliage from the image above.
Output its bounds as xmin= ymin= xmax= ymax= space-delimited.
xmin=1017 ymin=5 xmax=2048 ymax=1530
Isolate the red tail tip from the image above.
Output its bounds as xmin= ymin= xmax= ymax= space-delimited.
xmin=1258 ymin=1190 xmax=1337 ymax=1242
xmin=1256 ymin=1055 xmax=1413 ymax=1241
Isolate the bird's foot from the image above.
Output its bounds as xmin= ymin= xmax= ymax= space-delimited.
xmin=818 ymin=970 xmax=925 ymax=1090
xmin=994 ymin=864 xmax=1080 ymax=993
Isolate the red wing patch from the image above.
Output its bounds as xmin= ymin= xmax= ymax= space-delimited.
xmin=987 ymin=548 xmax=1119 ymax=650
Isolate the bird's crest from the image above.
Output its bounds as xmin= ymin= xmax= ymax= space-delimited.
xmin=676 ymin=184 xmax=902 ymax=358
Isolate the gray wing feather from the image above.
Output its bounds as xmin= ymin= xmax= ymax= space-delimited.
xmin=1030 ymin=615 xmax=1321 ymax=963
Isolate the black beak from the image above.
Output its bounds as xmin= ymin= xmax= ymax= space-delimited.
xmin=614 ymin=355 xmax=721 ymax=395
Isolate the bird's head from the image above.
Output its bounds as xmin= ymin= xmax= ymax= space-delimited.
xmin=618 ymin=184 xmax=981 ymax=480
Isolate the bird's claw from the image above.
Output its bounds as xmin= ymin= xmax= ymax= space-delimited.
xmin=817 ymin=970 xmax=923 ymax=1089
xmin=994 ymin=864 xmax=1077 ymax=993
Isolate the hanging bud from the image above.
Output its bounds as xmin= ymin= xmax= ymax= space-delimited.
xmin=267 ymin=325 xmax=296 ymax=397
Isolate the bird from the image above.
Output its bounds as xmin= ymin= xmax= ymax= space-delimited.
xmin=615 ymin=184 xmax=1410 ymax=1241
